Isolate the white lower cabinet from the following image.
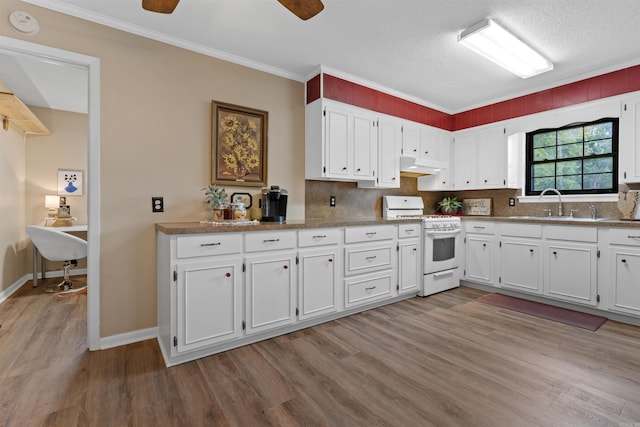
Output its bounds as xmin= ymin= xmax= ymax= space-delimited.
xmin=464 ymin=221 xmax=498 ymax=286
xmin=245 ymin=252 xmax=297 ymax=335
xmin=298 ymin=247 xmax=340 ymax=320
xmin=397 ymin=223 xmax=421 ymax=295
xmin=543 ymin=226 xmax=598 ymax=306
xmin=499 ymin=223 xmax=543 ymax=294
xmin=176 ymin=258 xmax=243 ymax=353
xmin=608 ymin=228 xmax=640 ymax=316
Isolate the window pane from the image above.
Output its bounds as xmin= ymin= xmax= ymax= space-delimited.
xmin=533 ymin=177 xmax=555 ymax=191
xmin=584 ymin=157 xmax=613 ymax=173
xmin=532 ymin=163 xmax=555 ymax=177
xmin=557 ymin=160 xmax=582 ymax=176
xmin=533 ymin=132 xmax=556 ymax=148
xmin=557 ymin=142 xmax=583 ymax=159
xmin=584 ymin=173 xmax=612 ymax=190
xmin=557 ymin=175 xmax=582 ymax=190
xmin=558 ymin=127 xmax=583 ymax=145
xmin=585 ymin=139 xmax=612 ymax=156
xmin=584 ymin=123 xmax=613 ymax=141
xmin=533 ymin=146 xmax=556 ymax=161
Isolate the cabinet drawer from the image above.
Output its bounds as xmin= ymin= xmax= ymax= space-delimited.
xmin=298 ymin=228 xmax=341 ymax=247
xmin=398 ymin=223 xmax=421 ymax=239
xmin=345 ymin=245 xmax=393 ymax=275
xmin=544 ymin=225 xmax=597 ymax=243
xmin=464 ymin=221 xmax=495 ymax=234
xmin=176 ymin=234 xmax=242 ymax=259
xmin=609 ymin=228 xmax=640 ymax=246
xmin=345 ymin=225 xmax=395 ymax=243
xmin=345 ymin=273 xmax=392 ymax=307
xmin=245 ymin=231 xmax=297 ymax=252
xmin=500 ymin=223 xmax=542 ymax=238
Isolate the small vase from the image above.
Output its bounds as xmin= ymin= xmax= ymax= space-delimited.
xmin=212 ymin=207 xmax=225 ymax=221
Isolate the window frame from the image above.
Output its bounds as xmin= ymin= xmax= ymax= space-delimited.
xmin=525 ymin=117 xmax=619 ymax=196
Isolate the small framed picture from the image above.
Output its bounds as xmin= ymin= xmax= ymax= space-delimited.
xmin=231 ymin=192 xmax=252 ymax=208
xmin=58 ymin=169 xmax=84 ymax=196
xmin=57 ymin=205 xmax=71 ymax=218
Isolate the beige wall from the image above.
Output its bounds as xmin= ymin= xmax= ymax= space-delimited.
xmin=0 ymin=120 xmax=27 ymax=292
xmin=1 ymin=0 xmax=306 ymax=337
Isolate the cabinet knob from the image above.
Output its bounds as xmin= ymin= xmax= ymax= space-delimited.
xmin=484 ymin=179 xmax=488 ymax=183
xmin=226 ymin=272 xmax=231 ymax=277
xmin=283 ymin=265 xmax=288 ymax=269
xmin=342 ymin=167 xmax=347 ymax=171
xmin=328 ymin=258 xmax=333 ymax=262
xmin=425 ymin=151 xmax=429 ymax=154
xmin=529 ymin=249 xmax=534 ymax=253
xmin=621 ymin=259 xmax=627 ymax=263
xmin=482 ymin=243 xmax=487 ymax=247
xmin=413 ymin=149 xmax=417 ymax=152
xmin=553 ymin=251 xmax=558 ymax=255
xmin=466 ymin=180 xmax=470 ymax=184
xmin=356 ymin=168 xmax=361 ymax=172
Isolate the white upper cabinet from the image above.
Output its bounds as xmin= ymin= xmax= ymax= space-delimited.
xmin=451 ymin=125 xmax=520 ymax=190
xmin=620 ymin=96 xmax=640 ymax=183
xmin=402 ymin=122 xmax=420 ymax=158
xmin=359 ymin=115 xmax=402 ymax=188
xmin=305 ymin=99 xmax=377 ymax=182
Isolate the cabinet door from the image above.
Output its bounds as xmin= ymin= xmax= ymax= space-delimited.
xmin=544 ymin=242 xmax=598 ymax=306
xmin=609 ymin=249 xmax=640 ymax=315
xmin=620 ymin=96 xmax=640 ymax=183
xmin=298 ymin=248 xmax=339 ymax=320
xmin=402 ymin=123 xmax=420 ymax=157
xmin=245 ymin=253 xmax=296 ymax=334
xmin=417 ymin=134 xmax=452 ymax=191
xmin=377 ymin=117 xmax=401 ymax=188
xmin=453 ymin=133 xmax=477 ymax=189
xmin=325 ymin=105 xmax=351 ymax=177
xmin=353 ymin=112 xmax=376 ymax=179
xmin=176 ymin=259 xmax=243 ymax=353
xmin=465 ymin=234 xmax=496 ymax=285
xmin=477 ymin=127 xmax=506 ymax=188
xmin=419 ymin=126 xmax=440 ymax=161
xmin=501 ymin=239 xmax=543 ymax=294
xmin=398 ymin=239 xmax=420 ymax=294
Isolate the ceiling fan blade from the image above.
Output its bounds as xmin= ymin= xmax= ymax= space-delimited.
xmin=142 ymin=0 xmax=180 ymax=14
xmin=277 ymin=0 xmax=324 ymax=20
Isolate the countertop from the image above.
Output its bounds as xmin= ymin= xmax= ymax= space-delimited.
xmin=156 ymin=215 xmax=640 ymax=235
xmin=460 ymin=216 xmax=640 ymax=228
xmin=155 ymin=217 xmax=422 ymax=235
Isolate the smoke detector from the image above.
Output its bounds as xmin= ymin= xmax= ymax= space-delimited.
xmin=8 ymin=11 xmax=40 ymax=35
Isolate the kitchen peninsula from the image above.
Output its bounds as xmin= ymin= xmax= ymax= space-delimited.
xmin=156 ymin=217 xmax=422 ymax=366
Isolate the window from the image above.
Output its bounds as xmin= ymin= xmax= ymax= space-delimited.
xmin=525 ymin=118 xmax=618 ymax=195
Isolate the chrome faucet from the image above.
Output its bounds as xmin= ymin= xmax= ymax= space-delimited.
xmin=589 ymin=204 xmax=597 ymax=220
xmin=540 ymin=188 xmax=563 ymax=216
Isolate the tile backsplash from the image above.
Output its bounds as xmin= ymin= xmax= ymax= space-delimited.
xmin=305 ymin=179 xmax=637 ymax=220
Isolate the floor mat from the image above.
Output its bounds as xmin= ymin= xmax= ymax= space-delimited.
xmin=478 ymin=293 xmax=607 ymax=331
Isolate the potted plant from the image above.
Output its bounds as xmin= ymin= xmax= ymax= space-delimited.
xmin=203 ymin=185 xmax=228 ymax=220
xmin=437 ymin=196 xmax=463 ymax=215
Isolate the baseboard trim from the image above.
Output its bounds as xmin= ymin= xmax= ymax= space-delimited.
xmin=100 ymin=327 xmax=159 ymax=350
xmin=0 ymin=274 xmax=31 ymax=304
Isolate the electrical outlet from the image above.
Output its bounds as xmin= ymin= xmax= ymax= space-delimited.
xmin=509 ymin=197 xmax=516 ymax=207
xmin=330 ymin=195 xmax=336 ymax=207
xmin=152 ymin=196 xmax=164 ymax=212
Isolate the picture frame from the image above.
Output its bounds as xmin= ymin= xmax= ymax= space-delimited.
xmin=212 ymin=101 xmax=268 ymax=187
xmin=57 ymin=169 xmax=84 ymax=196
xmin=231 ymin=192 xmax=252 ymax=209
xmin=462 ymin=198 xmax=492 ymax=216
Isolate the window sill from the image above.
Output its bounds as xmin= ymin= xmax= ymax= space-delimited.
xmin=517 ymin=194 xmax=619 ymax=203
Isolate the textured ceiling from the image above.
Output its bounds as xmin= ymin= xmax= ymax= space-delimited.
xmin=11 ymin=0 xmax=640 ymax=113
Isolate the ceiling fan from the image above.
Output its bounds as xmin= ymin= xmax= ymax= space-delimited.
xmin=141 ymin=0 xmax=324 ymax=20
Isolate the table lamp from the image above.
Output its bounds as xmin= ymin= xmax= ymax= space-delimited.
xmin=45 ymin=195 xmax=59 ymax=218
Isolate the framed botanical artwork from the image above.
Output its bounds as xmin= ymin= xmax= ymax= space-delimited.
xmin=231 ymin=192 xmax=252 ymax=209
xmin=57 ymin=169 xmax=84 ymax=196
xmin=212 ymin=101 xmax=268 ymax=187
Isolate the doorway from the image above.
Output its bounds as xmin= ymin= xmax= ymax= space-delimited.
xmin=0 ymin=35 xmax=101 ymax=350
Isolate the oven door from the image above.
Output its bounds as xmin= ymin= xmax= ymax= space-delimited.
xmin=423 ymin=229 xmax=461 ymax=274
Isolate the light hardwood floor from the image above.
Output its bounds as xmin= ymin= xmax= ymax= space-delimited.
xmin=2 ymin=278 xmax=640 ymax=426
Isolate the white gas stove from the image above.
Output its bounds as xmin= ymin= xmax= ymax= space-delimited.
xmin=383 ymin=196 xmax=462 ymax=297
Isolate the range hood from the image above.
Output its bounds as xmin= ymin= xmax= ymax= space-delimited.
xmin=399 ymin=156 xmax=447 ymax=177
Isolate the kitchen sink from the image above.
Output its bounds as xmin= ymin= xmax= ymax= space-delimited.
xmin=507 ymin=216 xmax=610 ymax=222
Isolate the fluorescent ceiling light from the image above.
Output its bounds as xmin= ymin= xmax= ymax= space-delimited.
xmin=458 ymin=19 xmax=553 ymax=79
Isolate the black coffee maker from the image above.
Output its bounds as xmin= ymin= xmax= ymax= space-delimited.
xmin=261 ymin=185 xmax=288 ymax=223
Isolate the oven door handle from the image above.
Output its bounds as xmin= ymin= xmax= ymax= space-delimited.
xmin=425 ymin=229 xmax=461 ymax=239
